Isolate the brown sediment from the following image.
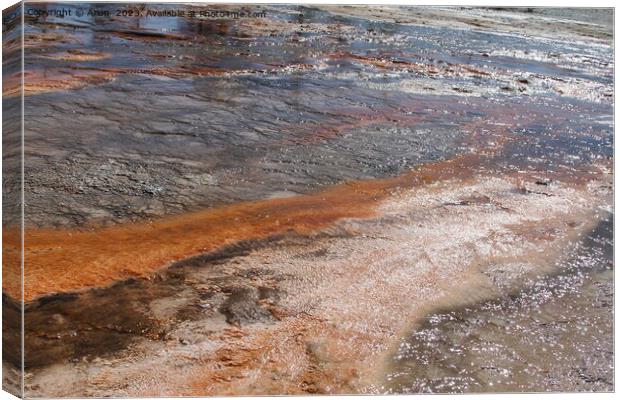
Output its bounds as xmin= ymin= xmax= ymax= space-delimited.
xmin=24 ymin=32 xmax=83 ymax=48
xmin=40 ymin=50 xmax=111 ymax=62
xmin=3 ymin=67 xmax=110 ymax=96
xmin=4 ymin=60 xmax=324 ymax=96
xmin=284 ymin=111 xmax=427 ymax=146
xmin=2 ymin=32 xmax=526 ymax=98
xmin=3 ymin=65 xmax=220 ymax=97
xmin=13 ymin=23 xmax=503 ymax=98
xmin=2 ymin=68 xmax=118 ymax=97
xmin=3 ymin=154 xmax=483 ymax=302
xmin=182 ymin=316 xmax=346 ymax=395
xmin=332 ymin=51 xmax=492 ymax=78
xmin=284 ymin=92 xmax=538 ymax=148
xmin=2 ymin=31 xmax=84 ymax=61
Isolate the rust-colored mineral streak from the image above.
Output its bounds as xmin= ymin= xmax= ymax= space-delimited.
xmin=3 ymin=155 xmax=481 ymax=301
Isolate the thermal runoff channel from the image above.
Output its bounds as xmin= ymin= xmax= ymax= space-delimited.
xmin=1 ymin=4 xmax=613 ymax=397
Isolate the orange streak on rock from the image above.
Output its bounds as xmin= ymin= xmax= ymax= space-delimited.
xmin=2 ymin=68 xmax=118 ymax=97
xmin=42 ymin=50 xmax=111 ymax=62
xmin=3 ymin=62 xmax=312 ymax=96
xmin=2 ymin=155 xmax=480 ymax=302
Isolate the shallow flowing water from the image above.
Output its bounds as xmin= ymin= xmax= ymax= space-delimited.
xmin=2 ymin=4 xmax=614 ymax=397
xmin=383 ymin=217 xmax=613 ymax=393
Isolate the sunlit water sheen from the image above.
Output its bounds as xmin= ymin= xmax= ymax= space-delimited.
xmin=383 ymin=217 xmax=613 ymax=393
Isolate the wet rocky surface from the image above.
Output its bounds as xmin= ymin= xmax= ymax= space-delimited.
xmin=4 ymin=173 xmax=613 ymax=397
xmin=383 ymin=217 xmax=614 ymax=393
xmin=2 ymin=3 xmax=611 ymax=227
xmin=1 ymin=3 xmax=614 ymax=397
xmin=23 ymin=81 xmax=468 ymax=227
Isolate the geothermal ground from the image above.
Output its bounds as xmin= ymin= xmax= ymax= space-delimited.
xmin=2 ymin=4 xmax=614 ymax=397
